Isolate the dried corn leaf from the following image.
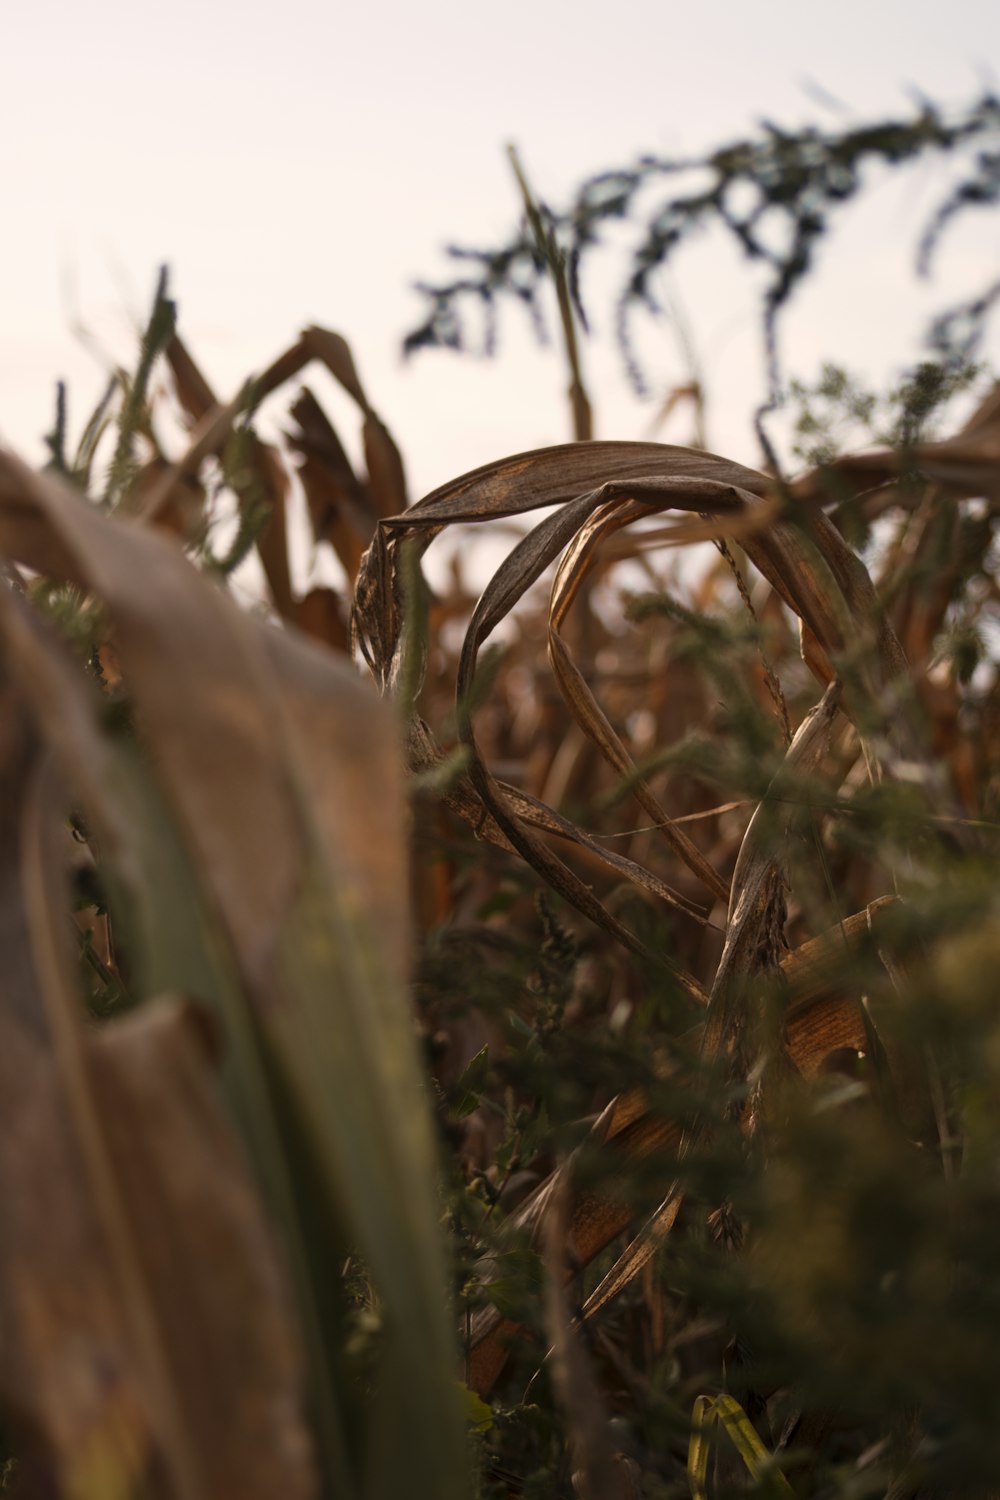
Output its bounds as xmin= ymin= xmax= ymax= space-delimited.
xmin=0 ymin=675 xmax=317 ymax=1498
xmin=300 ymin=325 xmax=370 ymax=410
xmin=407 ymin=717 xmax=715 ymax=942
xmin=363 ymin=408 xmax=409 ymax=519
xmin=356 ymin=438 xmax=932 ymax=998
xmin=295 ymin=585 xmax=350 ymax=653
xmin=289 ymin=327 xmax=409 ymax=517
xmin=159 ymin=335 xmax=296 ymax=618
xmin=289 ymin=387 xmax=374 ymax=579
xmin=548 ymin=494 xmax=729 ymax=902
xmin=0 ymin=447 xmax=466 ymax=1500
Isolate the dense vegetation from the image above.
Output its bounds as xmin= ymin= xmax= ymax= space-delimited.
xmin=1 ymin=92 xmax=999 ymax=1500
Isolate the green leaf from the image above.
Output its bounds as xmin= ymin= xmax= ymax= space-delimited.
xmin=479 ymin=1248 xmax=545 ymax=1320
xmin=458 ymin=1385 xmax=494 ymax=1434
xmin=449 ymin=1045 xmax=490 ymax=1119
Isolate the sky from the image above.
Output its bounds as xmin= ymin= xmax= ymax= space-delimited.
xmin=3 ymin=0 xmax=1000 ymax=509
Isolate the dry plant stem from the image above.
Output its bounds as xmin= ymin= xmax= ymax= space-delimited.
xmin=714 ymin=536 xmax=792 ymax=744
xmin=541 ymin=1171 xmax=636 ymax=1500
xmin=508 ymin=145 xmax=593 ymax=442
xmin=712 ymin=682 xmax=843 ymax=1030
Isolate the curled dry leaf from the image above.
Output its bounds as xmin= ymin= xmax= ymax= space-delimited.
xmin=153 ymin=325 xmax=409 ymax=631
xmin=355 ymin=436 xmax=938 ymax=997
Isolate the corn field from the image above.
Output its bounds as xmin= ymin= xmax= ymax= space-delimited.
xmin=2 ymin=96 xmax=1000 ymax=1500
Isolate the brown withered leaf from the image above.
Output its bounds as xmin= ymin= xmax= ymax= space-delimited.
xmin=388 ymin=440 xmax=771 ymax=527
xmin=782 ymin=896 xmax=899 ymax=1019
xmin=0 ymin=671 xmax=317 ymax=1499
xmin=0 ymin=688 xmax=146 ymax=1495
xmin=579 ymin=1191 xmax=684 ymax=1327
xmin=253 ymin=335 xmax=312 ymax=402
xmin=300 ymin=326 xmax=370 ymax=410
xmin=87 ymin=998 xmax=318 ymax=1499
xmin=163 ymin=332 xmax=217 ymax=423
xmin=248 ymin=434 xmax=296 ymax=618
xmin=548 ymin=493 xmax=730 ymax=903
xmin=362 ymin=410 xmax=409 ymax=519
xmin=0 ymin=448 xmax=409 ymax=995
xmin=0 ymin=445 xmax=466 ymax=1500
xmin=288 ymin=388 xmax=375 ymax=579
xmin=467 ymin=1099 xmax=680 ymax=1395
xmin=354 ymin=444 xmax=774 ymax=687
xmin=294 ymin=585 xmax=350 ymax=653
xmin=0 ymin=453 xmax=304 ymax=965
xmin=163 ymin=327 xmax=408 ymax=606
xmin=158 ymin=335 xmax=295 ymax=620
xmin=133 ymin=388 xmax=248 ymax=525
xmin=293 ymin=327 xmax=409 ymax=517
xmin=355 ymin=439 xmax=930 ymax=989
xmin=129 ymin=457 xmax=207 ymax=541
xmin=407 ymin=717 xmax=716 ymax=942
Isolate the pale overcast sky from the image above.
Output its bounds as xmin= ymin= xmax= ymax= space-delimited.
xmin=3 ymin=0 xmax=999 ymax=499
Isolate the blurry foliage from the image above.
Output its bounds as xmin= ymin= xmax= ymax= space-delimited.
xmin=2 ymin=91 xmax=1000 ymax=1500
xmin=789 ymin=360 xmax=989 ymax=471
xmin=407 ymin=91 xmax=1000 ymax=454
